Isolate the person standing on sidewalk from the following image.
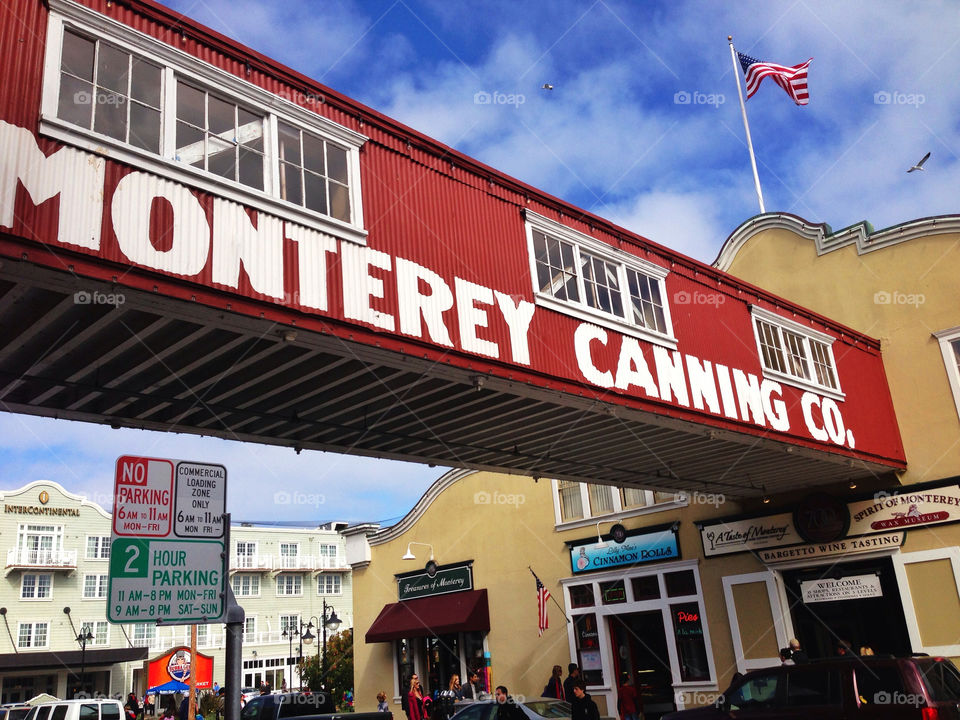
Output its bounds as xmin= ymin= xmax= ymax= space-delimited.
xmin=571 ymin=684 xmax=599 ymax=720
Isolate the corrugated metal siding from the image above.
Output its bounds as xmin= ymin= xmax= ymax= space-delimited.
xmin=0 ymin=0 xmax=904 ymax=464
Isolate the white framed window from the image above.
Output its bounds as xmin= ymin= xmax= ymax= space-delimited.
xmin=276 ymin=573 xmax=302 ymax=596
xmin=17 ymin=622 xmax=49 ymax=649
xmin=318 ymin=573 xmax=342 ymax=595
xmin=83 ymin=573 xmax=109 ymax=599
xmin=525 ymin=211 xmax=675 ymax=347
xmin=231 ymin=573 xmax=260 ymax=597
xmin=235 ymin=541 xmax=258 ymax=569
xmin=318 ymin=544 xmax=338 ymax=559
xmin=279 ymin=614 xmax=299 ymax=635
xmin=16 ymin=524 xmax=64 ymax=564
xmin=81 ymin=620 xmax=110 ymax=646
xmin=40 ymin=1 xmax=367 ymax=244
xmin=196 ymin=623 xmax=210 ymax=647
xmin=86 ymin=536 xmax=111 ymax=560
xmin=934 ymin=327 xmax=960 ymax=422
xmin=243 ymin=617 xmax=257 ymax=643
xmin=552 ymin=480 xmax=684 ymax=530
xmin=751 ymin=306 xmax=843 ymax=399
xmin=21 ymin=573 xmax=53 ymax=600
xmin=132 ymin=623 xmax=157 ymax=645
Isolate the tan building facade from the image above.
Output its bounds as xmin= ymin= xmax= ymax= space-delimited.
xmin=351 ymin=213 xmax=960 ymax=716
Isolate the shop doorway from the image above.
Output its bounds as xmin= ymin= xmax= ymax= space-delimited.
xmin=782 ymin=557 xmax=911 ymax=659
xmin=608 ymin=611 xmax=675 ymax=720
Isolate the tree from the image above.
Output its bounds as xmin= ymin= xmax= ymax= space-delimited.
xmin=299 ymin=628 xmax=354 ymax=712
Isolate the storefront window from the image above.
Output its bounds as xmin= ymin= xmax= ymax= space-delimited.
xmin=670 ymin=602 xmax=710 ymax=681
xmin=574 ymin=613 xmax=604 ymax=685
xmin=425 ymin=634 xmax=460 ymax=696
xmin=463 ymin=632 xmax=487 ymax=691
xmin=569 ymin=583 xmax=595 ymax=609
xmin=396 ymin=638 xmax=413 ymax=696
xmin=631 ymin=575 xmax=660 ymax=601
xmin=664 ymin=570 xmax=697 ymax=597
xmin=600 ymin=579 xmax=626 ymax=605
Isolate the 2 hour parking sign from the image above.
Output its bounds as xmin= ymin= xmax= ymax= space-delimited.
xmin=108 ymin=455 xmax=227 ymax=625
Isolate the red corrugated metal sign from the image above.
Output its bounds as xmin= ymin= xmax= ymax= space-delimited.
xmin=0 ymin=0 xmax=905 ymax=469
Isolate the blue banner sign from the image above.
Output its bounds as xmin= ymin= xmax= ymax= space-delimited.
xmin=570 ymin=527 xmax=679 ymax=574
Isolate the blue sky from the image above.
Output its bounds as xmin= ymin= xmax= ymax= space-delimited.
xmin=4 ymin=0 xmax=957 ymax=524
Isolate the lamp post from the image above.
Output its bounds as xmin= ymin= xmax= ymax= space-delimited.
xmin=298 ymin=620 xmax=315 ymax=691
xmin=77 ymin=628 xmax=94 ymax=697
xmin=320 ymin=600 xmax=341 ymax=689
xmin=282 ymin=629 xmax=293 ymax=692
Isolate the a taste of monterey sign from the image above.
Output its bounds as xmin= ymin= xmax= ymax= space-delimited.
xmin=1 ymin=119 xmax=862 ymax=451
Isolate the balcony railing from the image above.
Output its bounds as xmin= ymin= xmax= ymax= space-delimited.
xmin=6 ymin=547 xmax=77 ymax=569
xmin=229 ymin=553 xmax=347 ymax=572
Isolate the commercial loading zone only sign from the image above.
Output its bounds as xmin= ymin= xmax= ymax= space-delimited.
xmin=108 ymin=456 xmax=227 ymax=625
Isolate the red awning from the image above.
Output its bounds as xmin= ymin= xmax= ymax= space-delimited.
xmin=365 ymin=589 xmax=490 ymax=643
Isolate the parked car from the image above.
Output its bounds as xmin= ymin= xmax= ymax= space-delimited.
xmin=239 ymin=692 xmax=386 ymax=720
xmin=1 ymin=705 xmax=32 ymax=720
xmin=241 ymin=689 xmax=263 ymax=705
xmin=663 ymin=654 xmax=960 ymax=719
xmin=449 ymin=697 xmax=571 ymax=720
xmin=24 ymin=699 xmax=125 ymax=720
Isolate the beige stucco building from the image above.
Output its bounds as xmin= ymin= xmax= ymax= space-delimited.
xmin=350 ymin=213 xmax=960 ymax=716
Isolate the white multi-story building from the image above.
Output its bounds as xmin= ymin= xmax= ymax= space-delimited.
xmin=0 ymin=481 xmax=353 ymax=703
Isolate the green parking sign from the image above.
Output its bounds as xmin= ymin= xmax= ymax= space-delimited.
xmin=109 ymin=538 xmax=149 ymax=578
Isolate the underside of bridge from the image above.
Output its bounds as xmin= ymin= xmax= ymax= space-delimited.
xmin=0 ymin=258 xmax=898 ymax=498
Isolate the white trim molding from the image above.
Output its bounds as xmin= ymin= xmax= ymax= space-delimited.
xmin=715 ymin=212 xmax=960 ymax=272
xmin=892 ymin=546 xmax=960 ymax=657
xmin=933 ymin=326 xmax=960 ymax=423
xmin=721 ymin=571 xmax=789 ymax=675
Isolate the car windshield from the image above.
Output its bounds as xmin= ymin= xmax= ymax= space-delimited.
xmin=522 ymin=701 xmax=571 ymax=718
xmin=919 ymin=659 xmax=960 ymax=702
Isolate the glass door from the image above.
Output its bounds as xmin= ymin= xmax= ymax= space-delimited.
xmin=608 ymin=612 xmax=676 ymax=720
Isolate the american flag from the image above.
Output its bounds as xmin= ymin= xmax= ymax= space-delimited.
xmin=737 ymin=52 xmax=812 ymax=106
xmin=536 ymin=575 xmax=550 ymax=636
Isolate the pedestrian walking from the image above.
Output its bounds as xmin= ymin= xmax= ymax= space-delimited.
xmin=407 ymin=674 xmax=426 ymax=720
xmin=461 ymin=672 xmax=482 ymax=700
xmin=789 ymin=638 xmax=808 ymax=664
xmin=542 ymin=665 xmax=564 ymax=699
xmin=616 ymin=676 xmax=640 ymax=720
xmin=377 ymin=691 xmax=389 ymax=712
xmin=493 ymin=687 xmax=524 ymax=720
xmin=571 ymin=684 xmax=599 ymax=720
xmin=562 ymin=664 xmax=580 ymax=704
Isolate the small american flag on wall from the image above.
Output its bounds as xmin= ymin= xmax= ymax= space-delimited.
xmin=536 ymin=575 xmax=550 ymax=636
xmin=738 ymin=52 xmax=812 ymax=106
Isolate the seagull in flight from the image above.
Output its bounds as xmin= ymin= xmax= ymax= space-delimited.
xmin=541 ymin=83 xmax=554 ymax=90
xmin=907 ymin=152 xmax=930 ymax=173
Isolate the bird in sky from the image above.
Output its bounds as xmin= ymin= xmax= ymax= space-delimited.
xmin=907 ymin=152 xmax=930 ymax=173
xmin=541 ymin=83 xmax=554 ymax=90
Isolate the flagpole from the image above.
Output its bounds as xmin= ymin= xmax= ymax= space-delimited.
xmin=728 ymin=35 xmax=766 ymax=214
xmin=528 ymin=566 xmax=570 ymax=621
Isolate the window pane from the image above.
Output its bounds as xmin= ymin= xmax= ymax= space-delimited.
xmin=207 ymin=135 xmax=236 ymax=179
xmin=93 ymin=94 xmax=127 ymax=141
xmin=59 ymin=75 xmax=93 ymax=128
xmin=207 ymin=95 xmax=234 ymax=135
xmin=587 ymin=483 xmax=614 ymax=515
xmin=557 ymin=480 xmax=583 ymax=521
xmin=304 ymin=171 xmax=327 ymax=215
xmin=786 ymin=669 xmax=842 ymax=707
xmin=303 ymin=133 xmax=325 ymax=173
xmin=620 ymin=487 xmax=646 ymax=509
xmin=278 ymin=122 xmax=301 ymax=165
xmin=783 ymin=330 xmax=810 ymax=379
xmin=599 ymin=579 xmax=626 ymax=604
xmin=664 ymin=570 xmax=697 ymax=597
xmin=176 ymin=121 xmax=204 ymax=166
xmin=131 ymin=60 xmax=161 ymax=106
xmin=569 ymin=584 xmax=594 ymax=608
xmin=62 ymin=31 xmax=95 ymax=81
xmin=631 ymin=575 xmax=659 ymax=601
xmin=129 ymin=103 xmax=161 ymax=153
xmin=281 ymin=163 xmax=303 ymax=205
xmin=177 ymin=82 xmax=205 ymax=126
xmin=97 ymin=44 xmax=129 ymax=93
xmin=327 ymin=144 xmax=348 ymax=184
xmin=671 ymin=602 xmax=709 ymax=681
xmin=239 ymin=148 xmax=264 ymax=190
xmin=329 ymin=182 xmax=350 ymax=222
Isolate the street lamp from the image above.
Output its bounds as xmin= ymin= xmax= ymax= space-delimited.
xmin=299 ymin=603 xmax=341 ymax=693
xmin=77 ymin=628 xmax=94 ymax=696
xmin=297 ymin=620 xmax=315 ymax=691
xmin=282 ymin=629 xmax=294 ymax=692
